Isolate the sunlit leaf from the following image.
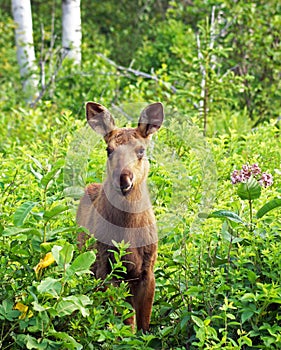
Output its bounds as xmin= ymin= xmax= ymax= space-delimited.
xmin=56 ymin=295 xmax=92 ymax=317
xmin=191 ymin=315 xmax=204 ymax=328
xmin=52 ymin=243 xmax=74 ymax=268
xmin=67 ymin=251 xmax=96 ymax=276
xmin=37 ymin=277 xmax=62 ymax=298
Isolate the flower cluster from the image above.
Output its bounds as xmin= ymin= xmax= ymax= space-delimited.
xmin=231 ymin=163 xmax=273 ymax=188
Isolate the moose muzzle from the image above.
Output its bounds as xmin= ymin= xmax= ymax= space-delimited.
xmin=112 ymin=167 xmax=134 ymax=196
xmin=119 ymin=170 xmax=133 ymax=196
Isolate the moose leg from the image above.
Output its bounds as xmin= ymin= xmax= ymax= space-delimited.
xmin=132 ymin=272 xmax=155 ymax=332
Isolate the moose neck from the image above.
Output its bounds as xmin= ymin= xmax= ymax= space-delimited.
xmin=93 ymin=179 xmax=157 ymax=246
xmin=102 ymin=179 xmax=152 ymax=218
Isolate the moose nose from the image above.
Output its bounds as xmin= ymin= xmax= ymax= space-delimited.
xmin=119 ymin=170 xmax=133 ymax=196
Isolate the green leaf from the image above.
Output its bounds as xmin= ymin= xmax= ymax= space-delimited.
xmin=241 ymin=336 xmax=252 ymax=347
xmin=29 ymin=164 xmax=43 ymax=181
xmin=26 ymin=335 xmax=47 ymax=350
xmin=27 ymin=310 xmax=50 ymax=333
xmin=49 ymin=332 xmax=83 ymax=350
xmin=191 ymin=315 xmax=204 ymax=328
xmin=237 ymin=177 xmax=261 ymax=200
xmin=241 ymin=310 xmax=254 ymax=324
xmin=52 ymin=243 xmax=74 ymax=268
xmin=0 ymin=299 xmax=20 ymax=321
xmin=13 ymin=201 xmax=36 ymax=227
xmin=68 ymin=251 xmax=96 ymax=275
xmin=25 ymin=336 xmax=61 ymax=350
xmin=46 ymin=227 xmax=76 ymax=241
xmin=226 ymin=313 xmax=236 ymax=320
xmin=40 ymin=159 xmax=64 ymax=188
xmin=30 ymin=156 xmax=43 ymax=170
xmin=241 ymin=293 xmax=256 ymax=302
xmin=199 ymin=210 xmax=243 ymax=223
xmin=60 ymin=243 xmax=74 ymax=266
xmin=55 ymin=299 xmax=77 ymax=316
xmin=213 ymin=256 xmax=229 ymax=267
xmin=247 ymin=270 xmax=257 ymax=283
xmin=256 ymin=198 xmax=281 ymax=219
xmin=32 ymin=302 xmax=50 ymax=312
xmin=51 ymin=245 xmax=62 ymax=265
xmin=160 ymin=326 xmax=174 ymax=337
xmin=56 ymin=295 xmax=92 ymax=317
xmin=37 ymin=277 xmax=62 ymax=298
xmin=43 ymin=205 xmax=68 ymax=220
xmin=2 ymin=227 xmax=40 ymax=238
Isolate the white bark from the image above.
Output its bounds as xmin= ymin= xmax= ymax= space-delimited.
xmin=12 ymin=0 xmax=38 ymax=101
xmin=62 ymin=0 xmax=82 ymax=65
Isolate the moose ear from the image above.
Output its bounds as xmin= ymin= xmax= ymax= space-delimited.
xmin=86 ymin=102 xmax=116 ymax=136
xmin=137 ymin=102 xmax=164 ymax=137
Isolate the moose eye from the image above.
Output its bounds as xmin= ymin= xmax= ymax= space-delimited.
xmin=106 ymin=147 xmax=114 ymax=158
xmin=136 ymin=147 xmax=145 ymax=159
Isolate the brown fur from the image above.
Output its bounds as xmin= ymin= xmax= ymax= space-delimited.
xmin=77 ymin=102 xmax=164 ymax=332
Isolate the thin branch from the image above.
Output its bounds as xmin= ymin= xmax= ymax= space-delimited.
xmin=30 ymin=49 xmax=64 ymax=108
xmin=55 ymin=71 xmax=128 ymax=82
xmin=196 ymin=6 xmax=219 ymax=135
xmin=210 ymin=6 xmax=217 ymax=70
xmin=197 ymin=32 xmax=208 ymax=135
xmin=215 ymin=19 xmax=234 ymax=41
xmin=111 ymin=103 xmax=134 ymax=121
xmin=210 ymin=6 xmax=216 ymax=51
xmin=196 ymin=33 xmax=206 ymax=113
xmin=40 ymin=23 xmax=45 ymax=90
xmin=48 ymin=3 xmax=57 ymax=97
xmin=97 ymin=53 xmax=177 ymax=94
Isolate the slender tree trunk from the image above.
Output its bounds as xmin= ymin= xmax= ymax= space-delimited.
xmin=62 ymin=0 xmax=82 ymax=65
xmin=12 ymin=0 xmax=38 ymax=102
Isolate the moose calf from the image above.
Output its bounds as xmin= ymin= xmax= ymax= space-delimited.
xmin=77 ymin=102 xmax=164 ymax=332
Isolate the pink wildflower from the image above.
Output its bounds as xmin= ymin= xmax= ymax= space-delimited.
xmin=251 ymin=163 xmax=261 ymax=176
xmin=259 ymin=172 xmax=273 ymax=188
xmin=231 ymin=170 xmax=242 ymax=184
xmin=231 ymin=163 xmax=273 ymax=188
xmin=241 ymin=164 xmax=252 ymax=181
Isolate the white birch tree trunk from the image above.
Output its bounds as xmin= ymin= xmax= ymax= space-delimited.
xmin=12 ymin=0 xmax=38 ymax=102
xmin=62 ymin=0 xmax=82 ymax=65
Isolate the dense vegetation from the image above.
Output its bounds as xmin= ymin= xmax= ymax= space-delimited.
xmin=1 ymin=0 xmax=281 ymax=349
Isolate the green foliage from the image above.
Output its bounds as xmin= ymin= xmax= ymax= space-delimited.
xmin=0 ymin=0 xmax=281 ymax=348
xmin=237 ymin=177 xmax=262 ymax=201
xmin=256 ymin=198 xmax=281 ymax=219
xmin=199 ymin=210 xmax=244 ymax=224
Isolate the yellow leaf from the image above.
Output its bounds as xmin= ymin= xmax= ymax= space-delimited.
xmin=14 ymin=302 xmax=33 ymax=319
xmin=15 ymin=302 xmax=28 ymax=313
xmin=34 ymin=252 xmax=55 ymax=275
xmin=41 ymin=252 xmax=55 ymax=268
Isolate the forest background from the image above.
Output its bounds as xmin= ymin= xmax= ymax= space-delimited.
xmin=0 ymin=0 xmax=281 ymax=349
